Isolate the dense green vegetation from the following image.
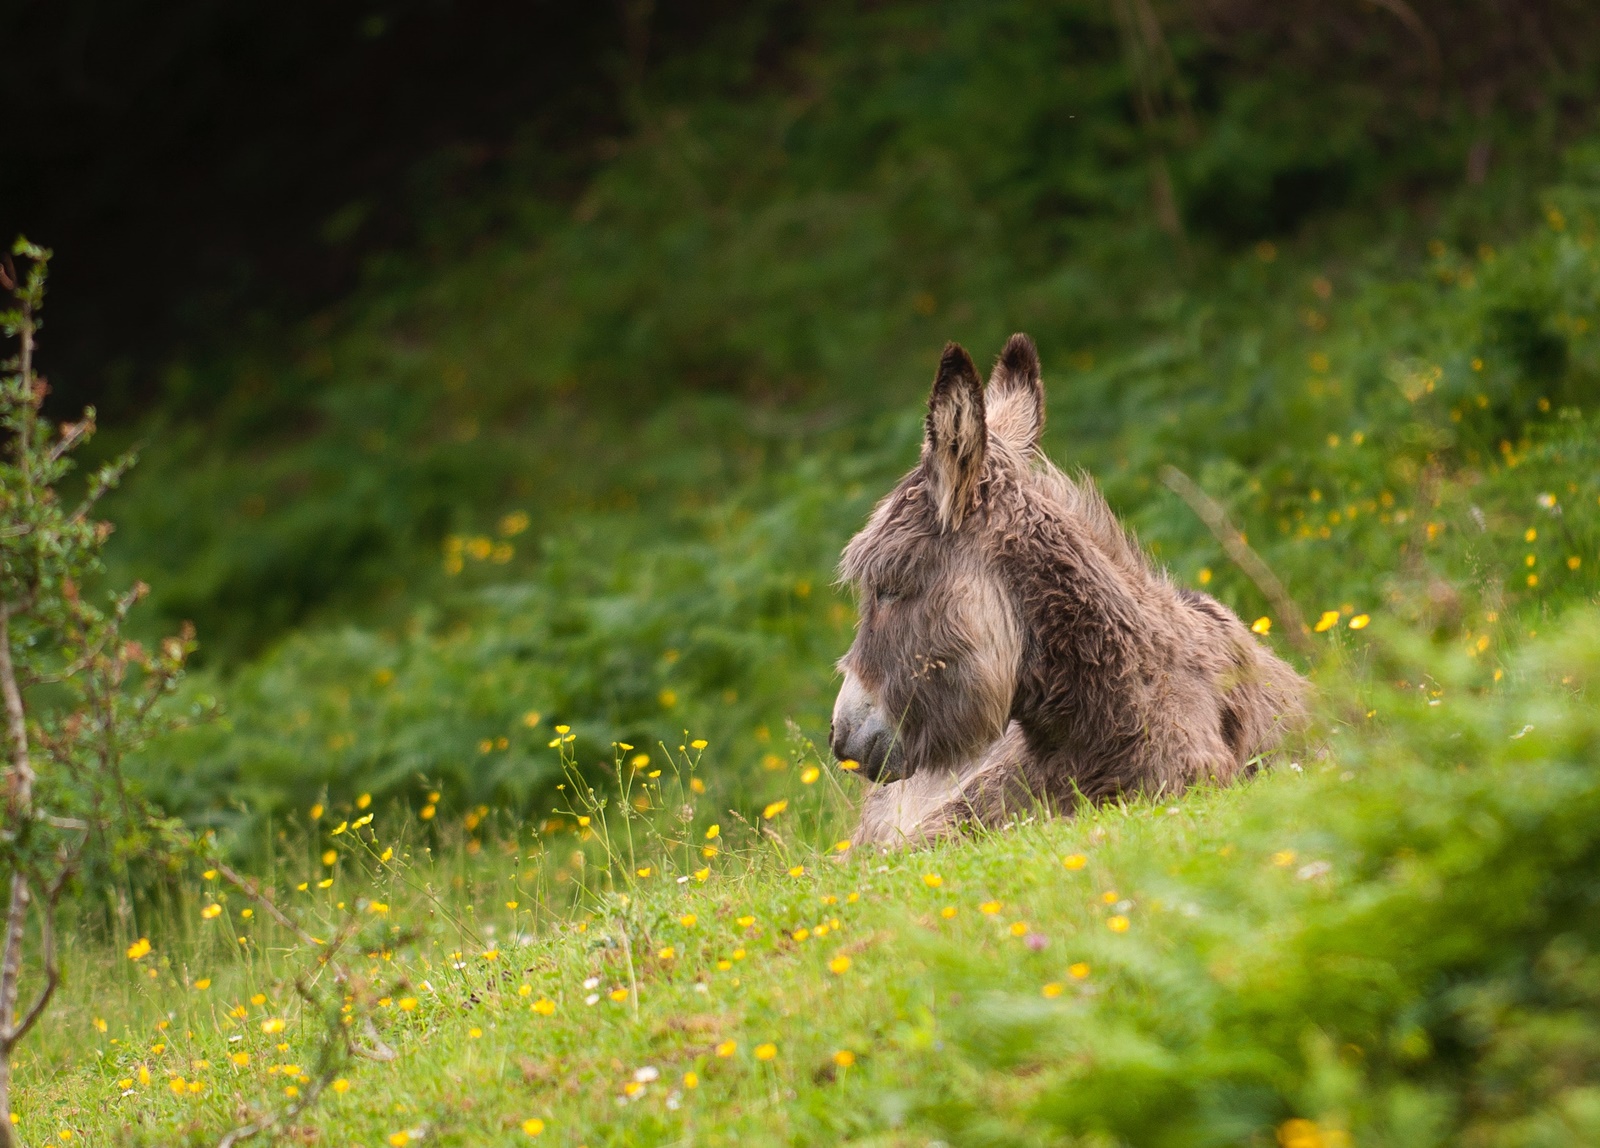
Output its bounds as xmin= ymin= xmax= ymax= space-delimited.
xmin=86 ymin=0 xmax=1600 ymax=844
xmin=12 ymin=0 xmax=1600 ymax=1142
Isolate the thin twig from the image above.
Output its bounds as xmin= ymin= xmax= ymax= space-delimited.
xmin=4 ymin=869 xmax=68 ymax=1049
xmin=1160 ymin=466 xmax=1316 ymax=659
xmin=211 ymin=861 xmax=327 ymax=952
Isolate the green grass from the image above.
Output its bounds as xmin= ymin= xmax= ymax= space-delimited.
xmin=17 ymin=612 xmax=1600 ymax=1145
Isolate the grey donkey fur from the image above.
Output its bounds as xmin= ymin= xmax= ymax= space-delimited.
xmin=830 ymin=334 xmax=1307 ymax=846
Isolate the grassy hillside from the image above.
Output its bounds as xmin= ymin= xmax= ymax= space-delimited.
xmin=79 ymin=0 xmax=1600 ymax=845
xmin=17 ymin=616 xmax=1600 ymax=1145
xmin=13 ymin=1 xmax=1600 ymax=1141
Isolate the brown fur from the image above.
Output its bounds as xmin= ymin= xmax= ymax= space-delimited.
xmin=831 ymin=334 xmax=1308 ymax=846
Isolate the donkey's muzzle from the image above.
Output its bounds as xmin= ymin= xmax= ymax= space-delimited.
xmin=831 ymin=671 xmax=907 ymax=783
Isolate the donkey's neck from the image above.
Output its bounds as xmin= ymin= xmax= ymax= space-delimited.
xmin=995 ymin=495 xmax=1159 ymax=789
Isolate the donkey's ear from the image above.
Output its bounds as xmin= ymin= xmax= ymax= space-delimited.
xmin=923 ymin=342 xmax=987 ymax=531
xmin=986 ymin=332 xmax=1043 ymax=449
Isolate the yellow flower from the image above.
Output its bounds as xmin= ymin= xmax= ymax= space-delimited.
xmin=658 ymin=947 xmax=676 ymax=961
xmin=308 ymin=803 xmax=324 ymax=820
xmin=521 ymin=1118 xmax=545 ymax=1137
xmin=690 ymin=777 xmax=706 ymax=794
xmin=980 ymin=901 xmax=1001 ymax=915
xmin=125 ymin=938 xmax=151 ymax=960
xmin=331 ymin=821 xmax=348 ymax=835
xmin=193 ymin=979 xmax=211 ymax=990
xmin=1251 ymin=616 xmax=1272 ymax=634
xmin=200 ymin=902 xmax=223 ymax=920
xmin=1278 ymin=1118 xmax=1340 ymax=1148
xmin=940 ymin=906 xmax=957 ymax=919
xmin=317 ymin=878 xmax=333 ymax=889
xmin=828 ymin=955 xmax=851 ymax=974
xmin=737 ymin=916 xmax=755 ymax=927
xmin=833 ymin=1049 xmax=855 ymax=1068
xmin=1101 ymin=890 xmax=1119 ymax=904
xmin=398 ymin=998 xmax=417 ymax=1012
xmin=694 ymin=867 xmax=710 ymax=882
xmin=680 ymin=913 xmax=697 ymax=927
xmin=332 ymin=1078 xmax=349 ymax=1094
xmin=482 ymin=948 xmax=499 ymax=960
xmin=762 ymin=799 xmax=788 ymax=820
xmin=834 ymin=839 xmax=852 ymax=852
xmin=1107 ymin=915 xmax=1130 ymax=933
xmin=659 ymin=689 xmax=677 ymax=708
xmin=715 ymin=1041 xmax=737 ymax=1057
xmin=261 ymin=1018 xmax=285 ymax=1034
xmin=636 ymin=866 xmax=652 ymax=878
xmin=838 ymin=758 xmax=860 ymax=771
xmin=468 ymin=1027 xmax=483 ymax=1039
xmin=683 ymin=1071 xmax=699 ymax=1089
xmin=1348 ymin=614 xmax=1370 ymax=630
xmin=506 ymin=900 xmax=519 ymax=910
xmin=1069 ymin=962 xmax=1091 ymax=979
xmin=356 ymin=793 xmax=372 ymax=810
xmin=690 ymin=739 xmax=708 ymax=750
xmin=1041 ymin=983 xmax=1063 ymax=998
xmin=420 ymin=805 xmax=436 ymax=820
xmin=1062 ymin=853 xmax=1087 ymax=870
xmin=368 ymin=901 xmax=389 ymax=915
xmin=202 ymin=869 xmax=217 ymax=880
xmin=1273 ymin=850 xmax=1297 ymax=867
xmin=609 ymin=988 xmax=629 ymax=1002
xmin=284 ymin=1085 xmax=299 ymax=1098
xmin=388 ymin=1133 xmax=410 ymax=1147
xmin=240 ymin=908 xmax=253 ymax=919
xmin=251 ymin=993 xmax=267 ymax=1006
xmin=533 ymin=999 xmax=556 ymax=1016
xmin=801 ymin=766 xmax=820 ymax=785
xmin=788 ymin=865 xmax=805 ymax=877
xmin=230 ymin=1052 xmax=250 ymax=1067
xmin=93 ymin=1016 xmax=107 ymax=1032
xmin=922 ymin=873 xmax=943 ymax=888
xmin=701 ymin=845 xmax=718 ymax=858
xmin=754 ymin=1043 xmax=777 ymax=1061
xmin=1314 ymin=610 xmax=1340 ymax=633
xmin=137 ymin=1066 xmax=150 ymax=1086
xmin=1010 ymin=921 xmax=1028 ymax=936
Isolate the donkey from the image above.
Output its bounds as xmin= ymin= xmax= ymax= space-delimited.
xmin=830 ymin=334 xmax=1307 ymax=846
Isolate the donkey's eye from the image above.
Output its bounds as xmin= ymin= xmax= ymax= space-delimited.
xmin=874 ymin=587 xmax=902 ymax=605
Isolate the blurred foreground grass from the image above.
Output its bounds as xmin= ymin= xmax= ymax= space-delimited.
xmin=17 ymin=612 xmax=1600 ymax=1145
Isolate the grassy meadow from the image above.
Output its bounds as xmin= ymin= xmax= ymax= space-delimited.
xmin=13 ymin=0 xmax=1600 ymax=1143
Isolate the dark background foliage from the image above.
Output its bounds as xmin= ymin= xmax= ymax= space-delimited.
xmin=6 ymin=0 xmax=1598 ymax=417
xmin=0 ymin=0 xmax=808 ymax=415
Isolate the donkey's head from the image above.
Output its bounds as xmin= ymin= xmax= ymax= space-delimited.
xmin=830 ymin=334 xmax=1044 ymax=782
